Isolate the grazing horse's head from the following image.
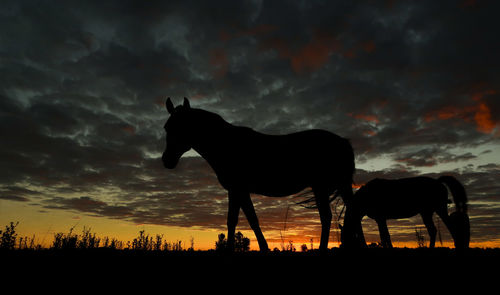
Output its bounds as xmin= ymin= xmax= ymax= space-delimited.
xmin=162 ymin=97 xmax=192 ymax=169
xmin=340 ymin=209 xmax=366 ymax=248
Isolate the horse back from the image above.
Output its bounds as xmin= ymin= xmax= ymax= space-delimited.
xmin=355 ymin=177 xmax=448 ymax=219
xmin=213 ymin=128 xmax=353 ymax=195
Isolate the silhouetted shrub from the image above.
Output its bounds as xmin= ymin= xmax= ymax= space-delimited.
xmin=215 ymin=232 xmax=250 ymax=252
xmin=78 ymin=227 xmax=100 ymax=249
xmin=415 ymin=227 xmax=426 ymax=248
xmin=52 ymin=228 xmax=78 ymax=250
xmin=0 ymin=222 xmax=18 ymax=250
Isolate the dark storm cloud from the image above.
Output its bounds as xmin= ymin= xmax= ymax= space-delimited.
xmin=393 ymin=147 xmax=477 ymax=167
xmin=1 ymin=0 xmax=499 ymax=243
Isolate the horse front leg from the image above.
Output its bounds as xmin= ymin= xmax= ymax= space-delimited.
xmin=376 ymin=219 xmax=392 ymax=248
xmin=226 ymin=191 xmax=241 ymax=252
xmin=239 ymin=192 xmax=269 ymax=252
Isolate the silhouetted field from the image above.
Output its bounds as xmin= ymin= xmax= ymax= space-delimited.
xmin=2 ymin=247 xmax=498 ymax=284
xmin=2 ymin=222 xmax=497 ymax=287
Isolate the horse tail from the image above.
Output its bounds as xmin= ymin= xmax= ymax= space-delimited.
xmin=295 ymin=137 xmax=355 ymax=208
xmin=339 ymin=137 xmax=355 ymax=204
xmin=438 ymin=175 xmax=468 ymax=214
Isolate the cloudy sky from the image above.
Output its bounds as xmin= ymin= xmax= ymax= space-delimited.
xmin=1 ymin=0 xmax=499 ymax=249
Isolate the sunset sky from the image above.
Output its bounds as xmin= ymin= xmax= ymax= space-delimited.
xmin=1 ymin=0 xmax=499 ymax=250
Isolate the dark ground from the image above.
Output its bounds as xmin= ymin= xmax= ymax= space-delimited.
xmin=2 ymin=248 xmax=499 ymax=291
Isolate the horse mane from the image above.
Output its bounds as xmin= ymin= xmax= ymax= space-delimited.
xmin=190 ymin=108 xmax=228 ymax=126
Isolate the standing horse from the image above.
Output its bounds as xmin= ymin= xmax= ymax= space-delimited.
xmin=341 ymin=176 xmax=469 ymax=249
xmin=162 ymin=97 xmax=355 ymax=251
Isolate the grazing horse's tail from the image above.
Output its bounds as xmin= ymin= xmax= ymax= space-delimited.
xmin=437 ymin=175 xmax=468 ymax=213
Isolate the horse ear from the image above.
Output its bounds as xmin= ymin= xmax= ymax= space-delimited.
xmin=183 ymin=97 xmax=190 ymax=109
xmin=166 ymin=97 xmax=174 ymax=114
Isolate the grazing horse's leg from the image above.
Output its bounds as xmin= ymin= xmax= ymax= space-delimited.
xmin=421 ymin=212 xmax=437 ymax=248
xmin=227 ymin=191 xmax=241 ymax=252
xmin=376 ymin=219 xmax=392 ymax=248
xmin=314 ymin=188 xmax=332 ymax=252
xmin=240 ymin=192 xmax=269 ymax=252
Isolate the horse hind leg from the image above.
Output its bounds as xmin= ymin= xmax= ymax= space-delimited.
xmin=239 ymin=192 xmax=269 ymax=252
xmin=421 ymin=212 xmax=437 ymax=248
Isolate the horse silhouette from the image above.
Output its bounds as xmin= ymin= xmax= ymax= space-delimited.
xmin=341 ymin=176 xmax=469 ymax=249
xmin=162 ymin=97 xmax=355 ymax=251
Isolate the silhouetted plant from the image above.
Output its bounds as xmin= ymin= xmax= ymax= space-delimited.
xmin=52 ymin=228 xmax=78 ymax=250
xmin=215 ymin=232 xmax=250 ymax=252
xmin=18 ymin=234 xmax=42 ymax=250
xmin=235 ymin=232 xmax=250 ymax=252
xmin=154 ymin=234 xmax=163 ymax=251
xmin=102 ymin=236 xmax=123 ymax=250
xmin=0 ymin=222 xmax=19 ymax=250
xmin=189 ymin=236 xmax=195 ymax=251
xmin=131 ymin=230 xmax=153 ymax=250
xmin=415 ymin=227 xmax=426 ymax=248
xmin=215 ymin=233 xmax=227 ymax=252
xmin=172 ymin=240 xmax=183 ymax=251
xmin=284 ymin=240 xmax=296 ymax=252
xmin=78 ymin=227 xmax=100 ymax=249
xmin=301 ymin=244 xmax=308 ymax=252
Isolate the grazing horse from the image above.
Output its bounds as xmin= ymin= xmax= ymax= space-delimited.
xmin=162 ymin=97 xmax=355 ymax=251
xmin=341 ymin=176 xmax=469 ymax=249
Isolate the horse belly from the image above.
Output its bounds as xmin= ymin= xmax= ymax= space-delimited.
xmin=366 ymin=205 xmax=420 ymax=220
xmin=363 ymin=192 xmax=423 ymax=220
xmin=247 ymin=169 xmax=309 ymax=197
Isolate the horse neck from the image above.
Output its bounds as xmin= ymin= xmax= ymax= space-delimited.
xmin=189 ymin=111 xmax=234 ymax=165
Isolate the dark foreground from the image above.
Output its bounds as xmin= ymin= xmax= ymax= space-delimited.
xmin=2 ymin=248 xmax=499 ymax=290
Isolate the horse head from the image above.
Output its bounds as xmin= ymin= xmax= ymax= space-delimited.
xmin=340 ymin=209 xmax=366 ymax=248
xmin=162 ymin=97 xmax=192 ymax=169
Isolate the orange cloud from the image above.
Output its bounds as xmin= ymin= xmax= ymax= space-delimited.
xmin=362 ymin=40 xmax=376 ymax=53
xmin=237 ymin=24 xmax=278 ymax=38
xmin=424 ymin=105 xmax=476 ymax=122
xmin=260 ymin=30 xmax=340 ymax=74
xmin=475 ymin=102 xmax=495 ymax=133
xmin=425 ymin=89 xmax=498 ymax=135
xmin=291 ymin=36 xmax=337 ymax=73
xmin=460 ymin=0 xmax=477 ymax=8
xmin=348 ymin=112 xmax=380 ymax=124
xmin=363 ymin=129 xmax=377 ymax=137
xmin=121 ymin=125 xmax=135 ymax=135
xmin=209 ymin=48 xmax=229 ymax=79
xmin=352 ymin=183 xmax=363 ymax=189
